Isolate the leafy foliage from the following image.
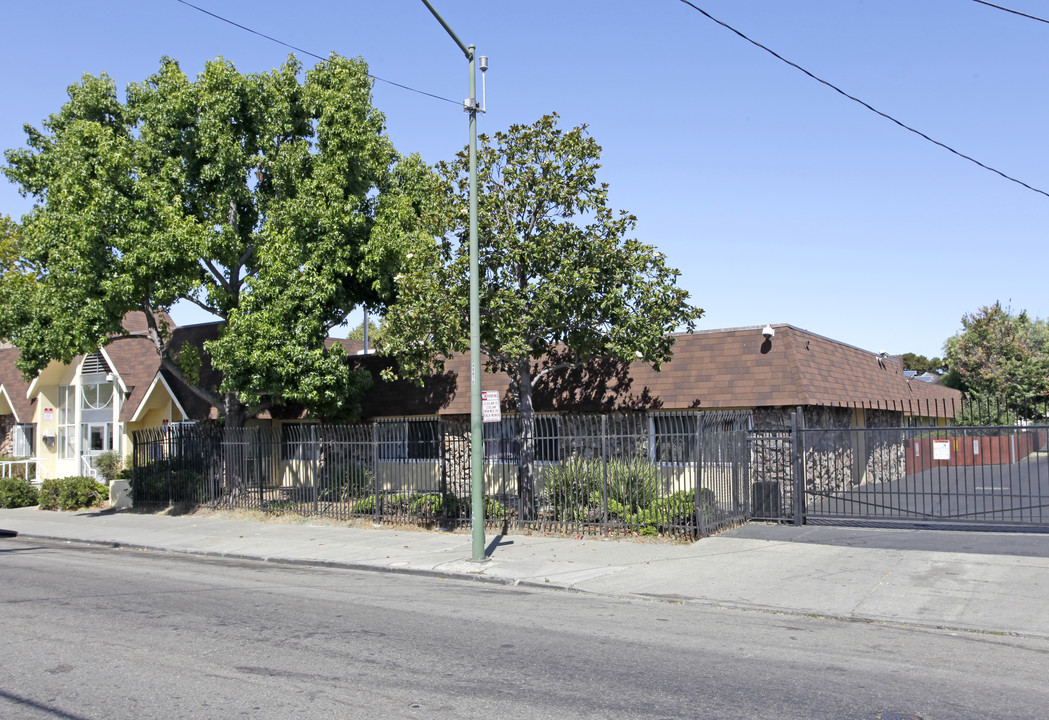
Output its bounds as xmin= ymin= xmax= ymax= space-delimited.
xmin=944 ymin=302 xmax=1049 ymax=420
xmin=346 ymin=317 xmax=385 ymax=345
xmin=1 ymin=54 xmax=428 ymax=424
xmin=38 ymin=476 xmax=108 ymax=511
xmin=900 ymin=353 xmax=944 ymax=375
xmin=381 ymin=114 xmax=703 ymax=515
xmin=539 ymin=457 xmax=713 ymax=535
xmin=92 ymin=450 xmax=123 ymax=484
xmin=0 ymin=476 xmax=39 ymax=508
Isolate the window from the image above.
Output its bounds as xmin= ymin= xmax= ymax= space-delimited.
xmin=57 ymin=385 xmax=75 ymax=459
xmin=377 ymin=420 xmax=440 ymax=461
xmin=651 ymin=414 xmax=699 ymax=464
xmin=281 ymin=423 xmax=318 ymax=461
xmin=483 ymin=416 xmax=561 ymax=463
xmin=81 ymin=382 xmax=113 ymax=410
xmin=12 ymin=424 xmax=34 ymax=458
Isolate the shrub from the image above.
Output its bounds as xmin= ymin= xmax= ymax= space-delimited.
xmin=319 ymin=463 xmax=375 ymax=502
xmin=0 ymin=476 xmax=39 ymax=508
xmin=93 ymin=451 xmax=124 ymax=484
xmin=605 ymin=457 xmax=662 ymax=511
xmin=543 ymin=455 xmax=663 ymax=520
xmin=484 ymin=496 xmax=510 ymax=520
xmin=408 ymin=492 xmax=462 ymax=518
xmin=129 ymin=466 xmax=206 ymax=504
xmin=38 ymin=476 xmax=109 ymax=511
xmin=351 ymin=494 xmax=377 ymax=514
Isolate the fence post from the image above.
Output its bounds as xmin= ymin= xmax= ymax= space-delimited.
xmin=372 ymin=422 xmax=380 ymax=522
xmin=600 ymin=415 xmax=609 ymax=527
xmin=696 ymin=414 xmax=708 ymax=538
xmin=791 ymin=411 xmax=804 ymax=526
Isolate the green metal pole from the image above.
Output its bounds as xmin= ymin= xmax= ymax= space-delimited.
xmin=466 ymin=46 xmax=486 ymax=562
xmin=418 ymin=0 xmax=486 ymax=561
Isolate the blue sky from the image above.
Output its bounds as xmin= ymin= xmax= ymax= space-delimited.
xmin=2 ymin=0 xmax=1046 ymax=359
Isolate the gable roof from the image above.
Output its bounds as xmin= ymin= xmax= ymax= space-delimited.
xmin=0 ymin=347 xmax=34 ymax=422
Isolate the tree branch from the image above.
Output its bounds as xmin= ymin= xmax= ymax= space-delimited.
xmin=140 ymin=299 xmax=224 ymax=411
xmin=200 ymin=259 xmax=233 ymax=296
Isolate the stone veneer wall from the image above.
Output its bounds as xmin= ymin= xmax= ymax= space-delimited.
xmin=749 ymin=406 xmax=908 ymax=513
xmin=0 ymin=414 xmax=16 ymax=457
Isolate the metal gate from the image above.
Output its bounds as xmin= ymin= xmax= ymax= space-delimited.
xmin=799 ymin=425 xmax=1049 ymax=527
xmin=751 ymin=417 xmax=1049 ymax=529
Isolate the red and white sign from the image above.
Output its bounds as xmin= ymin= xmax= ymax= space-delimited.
xmin=481 ymin=391 xmax=501 ymax=423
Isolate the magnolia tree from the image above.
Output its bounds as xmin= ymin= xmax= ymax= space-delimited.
xmin=381 ymin=114 xmax=703 ymax=516
xmin=2 ymin=54 xmax=429 ymax=425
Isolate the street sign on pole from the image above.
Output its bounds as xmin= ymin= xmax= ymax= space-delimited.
xmin=482 ymin=391 xmax=501 ymax=423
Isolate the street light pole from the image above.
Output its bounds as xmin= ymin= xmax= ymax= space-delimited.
xmin=419 ymin=0 xmax=486 ymax=562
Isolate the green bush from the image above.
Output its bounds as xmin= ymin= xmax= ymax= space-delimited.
xmin=605 ymin=457 xmax=662 ymax=511
xmin=484 ymin=496 xmax=510 ymax=520
xmin=543 ymin=455 xmax=663 ymax=520
xmin=38 ymin=476 xmax=109 ymax=511
xmin=0 ymin=476 xmax=39 ymax=508
xmin=129 ymin=466 xmax=206 ymax=504
xmin=351 ymin=494 xmax=377 ymax=514
xmin=319 ymin=464 xmax=375 ymax=502
xmin=93 ymin=451 xmax=124 ymax=484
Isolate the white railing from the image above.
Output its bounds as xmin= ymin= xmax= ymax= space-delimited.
xmin=0 ymin=458 xmax=52 ymax=486
xmin=80 ymin=456 xmax=100 ymax=481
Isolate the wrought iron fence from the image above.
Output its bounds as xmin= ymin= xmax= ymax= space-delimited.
xmin=798 ymin=424 xmax=1049 ymax=526
xmin=131 ymin=410 xmax=753 ymax=538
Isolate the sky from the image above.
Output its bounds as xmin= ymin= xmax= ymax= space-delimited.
xmin=2 ymin=0 xmax=1047 ymax=360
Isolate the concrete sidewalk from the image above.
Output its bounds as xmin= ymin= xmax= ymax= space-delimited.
xmin=3 ymin=506 xmax=1049 ymax=639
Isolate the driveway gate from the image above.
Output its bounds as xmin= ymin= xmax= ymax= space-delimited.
xmin=754 ymin=418 xmax=1049 ymax=529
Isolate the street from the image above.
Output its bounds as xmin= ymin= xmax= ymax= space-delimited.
xmin=2 ymin=538 xmax=1047 ymax=719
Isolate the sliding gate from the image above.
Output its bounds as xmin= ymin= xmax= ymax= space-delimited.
xmin=796 ymin=424 xmax=1049 ymax=528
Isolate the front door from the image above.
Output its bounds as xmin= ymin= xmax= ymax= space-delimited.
xmin=81 ymin=422 xmax=113 ymax=477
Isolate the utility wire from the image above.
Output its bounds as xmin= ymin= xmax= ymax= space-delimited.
xmin=971 ymin=0 xmax=1049 ymax=25
xmin=175 ymin=0 xmax=460 ymax=106
xmin=677 ymin=0 xmax=1049 ymax=200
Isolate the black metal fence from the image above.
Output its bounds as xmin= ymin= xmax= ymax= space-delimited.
xmin=747 ymin=412 xmax=1049 ymax=528
xmin=131 ymin=411 xmax=754 ymax=538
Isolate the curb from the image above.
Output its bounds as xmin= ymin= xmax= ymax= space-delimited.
xmin=14 ymin=531 xmax=1049 ymax=642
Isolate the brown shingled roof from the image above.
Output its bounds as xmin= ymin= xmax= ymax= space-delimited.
xmin=354 ymin=324 xmax=962 ymax=419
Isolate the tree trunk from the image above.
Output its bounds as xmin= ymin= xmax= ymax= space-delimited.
xmin=517 ymin=357 xmax=536 ymax=521
xmin=223 ymin=393 xmax=247 ymax=429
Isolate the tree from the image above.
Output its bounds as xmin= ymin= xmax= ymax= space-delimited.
xmin=347 ymin=316 xmax=384 ymax=345
xmin=900 ymin=353 xmax=944 ymax=375
xmin=381 ymin=114 xmax=703 ymax=517
xmin=2 ymin=54 xmax=424 ymax=425
xmin=944 ymin=302 xmax=1049 ymax=419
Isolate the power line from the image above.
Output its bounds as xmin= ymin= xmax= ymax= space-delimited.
xmin=174 ymin=0 xmax=460 ymax=106
xmin=676 ymin=0 xmax=1049 ymax=200
xmin=971 ymin=0 xmax=1049 ymax=25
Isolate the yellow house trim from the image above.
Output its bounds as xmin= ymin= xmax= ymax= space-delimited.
xmin=0 ymin=385 xmax=20 ymax=422
xmin=130 ymin=373 xmax=187 ymax=423
xmin=98 ymin=346 xmax=129 ymax=394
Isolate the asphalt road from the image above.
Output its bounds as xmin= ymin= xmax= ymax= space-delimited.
xmin=2 ymin=539 xmax=1048 ymax=719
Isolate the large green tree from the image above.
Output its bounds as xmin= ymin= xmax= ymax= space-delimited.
xmin=381 ymin=114 xmax=703 ymax=516
xmin=2 ymin=54 xmax=424 ymax=425
xmin=943 ymin=302 xmax=1049 ymax=419
xmin=900 ymin=353 xmax=944 ymax=375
